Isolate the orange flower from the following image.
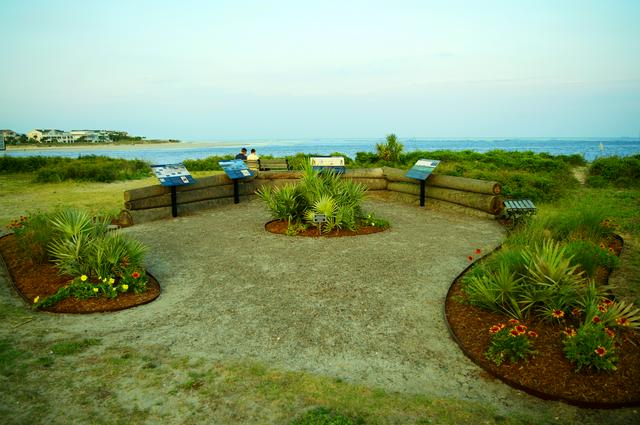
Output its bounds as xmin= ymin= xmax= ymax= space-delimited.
xmin=508 ymin=319 xmax=519 ymax=325
xmin=474 ymin=248 xmax=481 ymax=255
xmin=599 ymin=242 xmax=606 ymax=249
xmin=594 ymin=346 xmax=607 ymax=357
xmin=527 ymin=331 xmax=538 ymax=338
xmin=132 ymin=271 xmax=141 ymax=279
xmin=602 ymin=298 xmax=613 ymax=306
xmin=509 ymin=329 xmax=519 ymax=337
xmin=608 ymin=247 xmax=614 ymax=253
xmin=498 ymin=323 xmax=506 ymax=329
xmin=515 ymin=325 xmax=527 ymax=334
xmin=598 ymin=304 xmax=607 ymax=313
xmin=563 ymin=327 xmax=577 ymax=337
xmin=489 ymin=325 xmax=502 ymax=334
xmin=467 ymin=256 xmax=473 ymax=262
xmin=604 ymin=328 xmax=616 ymax=338
xmin=551 ymin=309 xmax=565 ymax=319
xmin=592 ymin=316 xmax=601 ymax=324
xmin=616 ymin=317 xmax=630 ymax=327
xmin=571 ymin=307 xmax=582 ymax=318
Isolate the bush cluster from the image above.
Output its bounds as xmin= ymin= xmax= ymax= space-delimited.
xmin=0 ymin=155 xmax=150 ymax=182
xmin=587 ymin=154 xmax=640 ymax=188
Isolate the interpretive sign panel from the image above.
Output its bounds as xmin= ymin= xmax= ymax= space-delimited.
xmin=151 ymin=163 xmax=196 ymax=186
xmin=219 ymin=159 xmax=254 ymax=180
xmin=405 ymin=159 xmax=440 ymax=181
xmin=310 ymin=156 xmax=346 ymax=173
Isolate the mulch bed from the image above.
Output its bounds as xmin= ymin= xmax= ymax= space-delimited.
xmin=0 ymin=234 xmax=160 ymax=314
xmin=265 ymin=220 xmax=388 ymax=237
xmin=445 ymin=242 xmax=640 ymax=408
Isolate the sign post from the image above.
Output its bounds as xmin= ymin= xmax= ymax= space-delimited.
xmin=151 ymin=163 xmax=196 ymax=217
xmin=218 ymin=160 xmax=254 ymax=204
xmin=405 ymin=159 xmax=440 ymax=207
xmin=310 ymin=156 xmax=346 ymax=174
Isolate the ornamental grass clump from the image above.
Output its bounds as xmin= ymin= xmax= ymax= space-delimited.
xmin=484 ymin=319 xmax=538 ymax=365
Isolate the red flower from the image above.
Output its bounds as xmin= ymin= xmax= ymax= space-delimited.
xmin=498 ymin=323 xmax=506 ymax=329
xmin=527 ymin=331 xmax=538 ymax=338
xmin=474 ymin=248 xmax=481 ymax=255
xmin=132 ymin=271 xmax=141 ymax=279
xmin=604 ymin=327 xmax=616 ymax=338
xmin=515 ymin=325 xmax=527 ymax=334
xmin=616 ymin=317 xmax=630 ymax=327
xmin=563 ymin=327 xmax=577 ymax=337
xmin=599 ymin=242 xmax=606 ymax=249
xmin=509 ymin=329 xmax=519 ymax=337
xmin=489 ymin=325 xmax=502 ymax=334
xmin=551 ymin=309 xmax=565 ymax=319
xmin=508 ymin=319 xmax=519 ymax=325
xmin=598 ymin=304 xmax=607 ymax=313
xmin=592 ymin=316 xmax=601 ymax=324
xmin=608 ymin=247 xmax=614 ymax=253
xmin=594 ymin=346 xmax=607 ymax=357
xmin=467 ymin=256 xmax=473 ymax=262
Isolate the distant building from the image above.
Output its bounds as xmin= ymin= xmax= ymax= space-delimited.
xmin=70 ymin=130 xmax=111 ymax=143
xmin=27 ymin=129 xmax=75 ymax=143
xmin=1 ymin=129 xmax=19 ymax=139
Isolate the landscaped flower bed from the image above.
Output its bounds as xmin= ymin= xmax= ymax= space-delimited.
xmin=446 ymin=202 xmax=640 ymax=407
xmin=2 ymin=208 xmax=159 ymax=313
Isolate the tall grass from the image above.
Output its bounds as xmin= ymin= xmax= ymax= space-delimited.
xmin=0 ymin=155 xmax=150 ymax=182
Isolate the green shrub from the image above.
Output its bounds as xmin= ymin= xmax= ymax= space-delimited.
xmin=485 ymin=320 xmax=538 ymax=365
xmin=565 ymin=240 xmax=619 ymax=277
xmin=183 ymin=155 xmax=236 ymax=171
xmin=30 ymin=156 xmax=150 ymax=182
xmin=257 ymin=165 xmax=382 ymax=234
xmin=8 ymin=212 xmax=56 ymax=264
xmin=563 ymin=322 xmax=618 ymax=372
xmin=587 ymin=155 xmax=640 ymax=188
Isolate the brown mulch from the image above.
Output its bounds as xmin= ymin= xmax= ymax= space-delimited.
xmin=265 ymin=220 xmax=388 ymax=237
xmin=0 ymin=234 xmax=160 ymax=314
xmin=446 ymin=258 xmax=640 ymax=408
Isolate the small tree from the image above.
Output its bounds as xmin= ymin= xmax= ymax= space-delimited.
xmin=376 ymin=133 xmax=404 ymax=163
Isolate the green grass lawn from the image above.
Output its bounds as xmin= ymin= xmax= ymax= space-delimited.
xmin=0 ymin=171 xmax=220 ymax=227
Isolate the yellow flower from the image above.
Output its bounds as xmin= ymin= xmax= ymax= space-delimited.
xmin=34 ymin=296 xmax=40 ymax=304
xmin=80 ymin=275 xmax=88 ymax=281
xmin=108 ymin=278 xmax=115 ymax=285
xmin=122 ymin=284 xmax=129 ymax=291
xmin=93 ymin=287 xmax=99 ymax=293
xmin=102 ymin=278 xmax=107 ymax=283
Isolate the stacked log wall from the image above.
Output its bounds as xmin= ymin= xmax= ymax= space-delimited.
xmin=122 ymin=167 xmax=502 ymax=224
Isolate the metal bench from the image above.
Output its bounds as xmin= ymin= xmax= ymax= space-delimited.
xmin=259 ymin=158 xmax=289 ymax=171
xmin=504 ymin=199 xmax=537 ymax=225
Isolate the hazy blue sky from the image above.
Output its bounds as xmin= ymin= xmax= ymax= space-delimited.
xmin=1 ymin=0 xmax=639 ymax=140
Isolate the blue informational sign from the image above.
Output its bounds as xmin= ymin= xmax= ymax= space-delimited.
xmin=310 ymin=156 xmax=346 ymax=173
xmin=151 ymin=163 xmax=196 ymax=187
xmin=218 ymin=159 xmax=254 ymax=180
xmin=405 ymin=159 xmax=440 ymax=181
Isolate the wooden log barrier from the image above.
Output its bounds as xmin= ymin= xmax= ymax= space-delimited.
xmin=383 ymin=167 xmax=500 ymax=195
xmin=122 ymin=167 xmax=502 ymax=224
xmin=387 ymin=182 xmax=503 ymax=215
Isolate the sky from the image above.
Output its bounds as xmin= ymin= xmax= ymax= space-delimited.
xmin=1 ymin=0 xmax=639 ymax=140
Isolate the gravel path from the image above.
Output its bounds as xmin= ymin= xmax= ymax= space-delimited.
xmin=1 ymin=198 xmax=631 ymax=421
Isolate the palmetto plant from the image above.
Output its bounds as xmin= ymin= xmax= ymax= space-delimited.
xmin=519 ymin=239 xmax=585 ymax=319
xmin=464 ymin=263 xmax=524 ymax=320
xmin=258 ymin=164 xmax=374 ymax=234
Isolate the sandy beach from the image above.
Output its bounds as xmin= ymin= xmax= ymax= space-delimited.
xmin=4 ymin=141 xmax=238 ymax=151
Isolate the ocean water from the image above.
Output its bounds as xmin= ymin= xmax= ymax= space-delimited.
xmin=2 ymin=137 xmax=639 ymax=165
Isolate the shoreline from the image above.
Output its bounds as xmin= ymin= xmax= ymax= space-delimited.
xmin=4 ymin=141 xmax=238 ymax=151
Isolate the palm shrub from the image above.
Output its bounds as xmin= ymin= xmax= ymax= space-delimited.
xmin=375 ymin=133 xmax=404 ymax=164
xmin=464 ymin=263 xmax=524 ymax=319
xmin=257 ymin=164 xmax=383 ymax=234
xmin=519 ymin=239 xmax=585 ymax=321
